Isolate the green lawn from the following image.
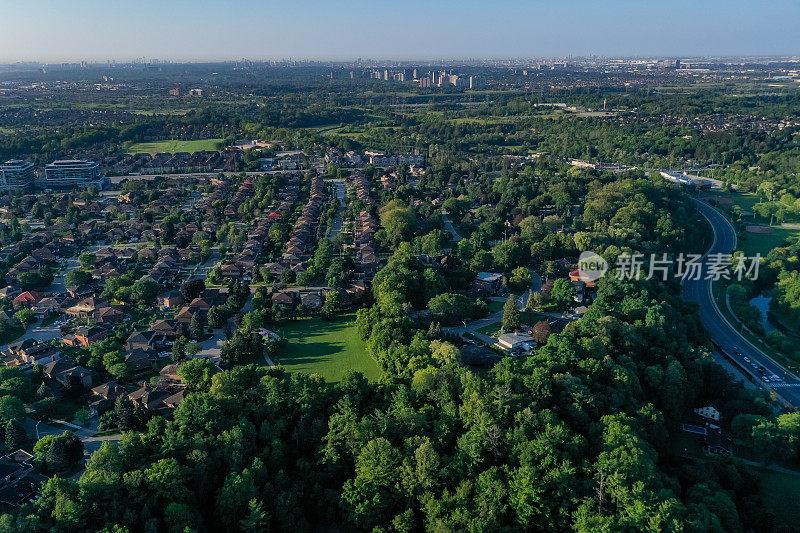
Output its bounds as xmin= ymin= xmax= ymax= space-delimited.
xmin=477 ymin=322 xmax=502 ymax=336
xmin=755 ymin=468 xmax=800 ymax=526
xmin=0 ymin=327 xmax=24 ymax=346
xmin=712 ymin=191 xmax=800 ymax=256
xmin=270 ymin=314 xmax=381 ymax=383
xmin=127 ymin=139 xmax=223 ymax=154
xmin=486 ymin=300 xmax=504 ymax=313
xmin=738 ymin=226 xmax=800 ymax=258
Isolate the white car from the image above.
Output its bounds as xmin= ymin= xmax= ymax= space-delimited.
xmin=761 ymin=376 xmax=770 ymax=382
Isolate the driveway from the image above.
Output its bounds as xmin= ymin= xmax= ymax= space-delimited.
xmin=328 ymin=179 xmax=346 ymax=239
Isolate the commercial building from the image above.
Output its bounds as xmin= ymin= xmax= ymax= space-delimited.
xmin=43 ymin=160 xmax=101 ymax=188
xmin=0 ymin=160 xmax=35 ymax=190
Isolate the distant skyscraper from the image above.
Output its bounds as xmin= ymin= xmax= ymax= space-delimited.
xmin=469 ymin=75 xmax=486 ymax=89
xmin=0 ymin=160 xmax=35 ymax=190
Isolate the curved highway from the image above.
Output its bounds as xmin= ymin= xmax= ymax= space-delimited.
xmin=683 ymin=199 xmax=800 ymax=408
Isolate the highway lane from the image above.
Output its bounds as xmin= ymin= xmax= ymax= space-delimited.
xmin=683 ymin=199 xmax=800 ymax=408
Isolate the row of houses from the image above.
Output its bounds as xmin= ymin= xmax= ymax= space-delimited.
xmin=363 ymin=150 xmax=425 ymax=167
xmin=220 ymin=176 xmax=301 ymax=282
xmin=103 ymin=149 xmax=242 ymax=176
xmin=223 ymin=179 xmax=254 ymax=217
xmin=348 ymin=172 xmax=381 ymax=278
xmin=349 ymin=171 xmax=374 ymax=207
xmin=280 ymin=175 xmax=327 ymax=272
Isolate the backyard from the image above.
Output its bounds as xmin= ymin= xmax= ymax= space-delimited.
xmin=270 ymin=313 xmax=381 ymax=383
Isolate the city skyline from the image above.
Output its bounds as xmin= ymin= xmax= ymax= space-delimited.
xmin=1 ymin=0 xmax=800 ymax=62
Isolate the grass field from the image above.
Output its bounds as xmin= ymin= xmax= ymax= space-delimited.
xmin=755 ymin=468 xmax=800 ymax=526
xmin=739 ymin=226 xmax=800 ymax=258
xmin=127 ymin=139 xmax=223 ymax=154
xmin=270 ymin=313 xmax=381 ymax=383
xmin=712 ymin=191 xmax=800 ymax=256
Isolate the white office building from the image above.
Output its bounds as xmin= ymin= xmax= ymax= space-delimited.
xmin=0 ymin=160 xmax=35 ymax=190
xmin=43 ymin=160 xmax=101 ymax=187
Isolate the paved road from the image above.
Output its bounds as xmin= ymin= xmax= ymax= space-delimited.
xmin=441 ymin=211 xmax=463 ymax=243
xmin=328 ymin=179 xmax=345 ymax=238
xmin=0 ymin=320 xmax=61 ymax=353
xmin=683 ymin=199 xmax=800 ymax=408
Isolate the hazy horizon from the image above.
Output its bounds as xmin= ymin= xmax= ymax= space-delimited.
xmin=2 ymin=0 xmax=799 ymax=63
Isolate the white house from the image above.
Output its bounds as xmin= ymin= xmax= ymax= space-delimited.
xmin=498 ymin=333 xmax=535 ymax=354
xmin=694 ymin=405 xmax=721 ymax=421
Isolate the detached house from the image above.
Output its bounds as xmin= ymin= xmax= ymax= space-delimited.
xmin=272 ymin=291 xmax=296 ymax=310
xmin=12 ymin=291 xmax=44 ymax=309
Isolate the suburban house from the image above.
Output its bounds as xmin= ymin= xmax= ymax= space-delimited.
xmin=272 ymin=291 xmax=296 ymax=310
xmin=64 ymin=326 xmax=107 ymax=347
xmin=67 ymin=284 xmax=95 ymax=299
xmin=497 ymin=332 xmax=535 ymax=354
xmin=162 ymin=389 xmax=186 ymax=411
xmin=124 ymin=349 xmax=156 ymax=374
xmin=43 ymin=359 xmax=93 ymax=390
xmin=126 ymin=330 xmax=155 ymax=351
xmin=472 ymin=272 xmax=504 ymax=295
xmin=151 ymin=319 xmax=183 ymax=340
xmin=3 ymin=339 xmax=60 ymax=367
xmin=32 ymin=297 xmax=64 ymax=317
xmin=66 ymin=297 xmax=107 ymax=319
xmin=0 ymin=450 xmax=37 ymax=508
xmin=95 ymin=306 xmax=125 ymax=324
xmin=12 ymin=291 xmax=44 ymax=309
xmin=706 ymin=428 xmax=733 ymax=456
xmin=694 ymin=405 xmax=721 ymax=421
xmin=89 ymin=381 xmax=126 ymax=414
xmin=299 ymin=291 xmax=323 ymax=310
xmin=157 ymin=291 xmax=184 ymax=309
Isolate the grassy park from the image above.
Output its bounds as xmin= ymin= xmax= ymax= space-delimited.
xmin=709 ymin=191 xmax=800 ymax=257
xmin=127 ymin=138 xmax=223 ymax=154
xmin=755 ymin=468 xmax=800 ymax=526
xmin=270 ymin=313 xmax=381 ymax=383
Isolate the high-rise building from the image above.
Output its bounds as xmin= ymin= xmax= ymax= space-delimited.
xmin=0 ymin=160 xmax=35 ymax=190
xmin=43 ymin=160 xmax=100 ymax=187
xmin=469 ymin=75 xmax=486 ymax=89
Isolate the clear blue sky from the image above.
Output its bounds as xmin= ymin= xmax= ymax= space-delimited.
xmin=1 ymin=0 xmax=799 ymax=62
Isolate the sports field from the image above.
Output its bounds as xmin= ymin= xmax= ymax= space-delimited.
xmin=270 ymin=313 xmax=381 ymax=383
xmin=127 ymin=139 xmax=223 ymax=154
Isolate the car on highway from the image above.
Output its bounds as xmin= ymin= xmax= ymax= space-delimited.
xmin=743 ymin=357 xmax=751 ymax=363
xmin=761 ymin=376 xmax=770 ymax=382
